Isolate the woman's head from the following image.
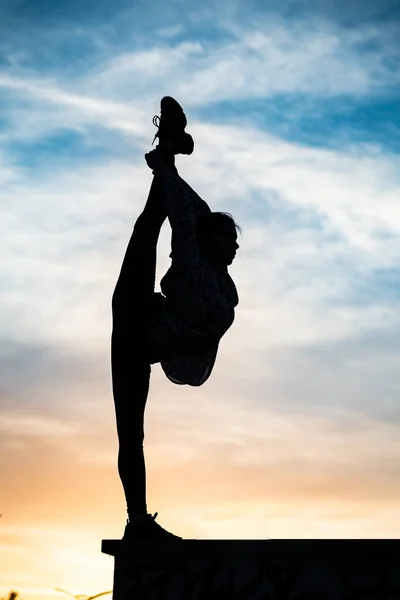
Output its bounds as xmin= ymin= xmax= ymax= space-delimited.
xmin=196 ymin=212 xmax=242 ymax=266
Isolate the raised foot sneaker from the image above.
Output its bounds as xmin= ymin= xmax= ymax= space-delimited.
xmin=152 ymin=96 xmax=194 ymax=156
xmin=123 ymin=512 xmax=183 ymax=542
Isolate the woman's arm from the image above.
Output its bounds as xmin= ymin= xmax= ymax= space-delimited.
xmin=156 ymin=162 xmax=211 ymax=220
xmin=148 ymin=152 xmax=211 ymax=267
xmin=179 ymin=177 xmax=212 ymax=220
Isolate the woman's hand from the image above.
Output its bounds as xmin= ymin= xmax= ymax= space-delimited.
xmin=145 ymin=148 xmax=167 ymax=172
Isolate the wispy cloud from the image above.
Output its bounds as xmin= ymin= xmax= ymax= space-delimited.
xmin=0 ymin=13 xmax=398 ymax=145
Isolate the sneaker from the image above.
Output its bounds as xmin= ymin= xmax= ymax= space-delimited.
xmin=123 ymin=512 xmax=183 ymax=542
xmin=152 ymin=96 xmax=194 ymax=155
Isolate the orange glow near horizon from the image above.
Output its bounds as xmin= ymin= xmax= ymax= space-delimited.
xmin=2 ymin=394 xmax=400 ymax=600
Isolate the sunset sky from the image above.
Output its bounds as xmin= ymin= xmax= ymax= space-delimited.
xmin=1 ymin=0 xmax=400 ymax=598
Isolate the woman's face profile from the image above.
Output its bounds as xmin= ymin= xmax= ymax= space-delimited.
xmin=203 ymin=225 xmax=239 ymax=265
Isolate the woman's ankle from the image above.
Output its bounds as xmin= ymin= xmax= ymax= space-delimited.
xmin=128 ymin=511 xmax=147 ymax=521
xmin=157 ymin=140 xmax=175 ymax=165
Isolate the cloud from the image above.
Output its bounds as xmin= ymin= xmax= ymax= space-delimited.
xmin=156 ymin=23 xmax=184 ymax=38
xmin=0 ymin=73 xmax=147 ymax=144
xmin=1 ymin=115 xmax=399 ymax=363
xmin=0 ymin=10 xmax=398 ymax=151
xmin=76 ymin=17 xmax=400 ymax=110
xmin=0 ymin=412 xmax=84 ymax=440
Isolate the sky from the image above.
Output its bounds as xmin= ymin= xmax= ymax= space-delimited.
xmin=1 ymin=0 xmax=400 ymax=597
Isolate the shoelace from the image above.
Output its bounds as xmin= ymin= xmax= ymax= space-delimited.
xmin=152 ymin=115 xmax=160 ymax=145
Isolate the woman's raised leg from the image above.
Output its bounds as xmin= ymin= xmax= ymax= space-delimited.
xmin=111 ymin=171 xmax=169 ymax=522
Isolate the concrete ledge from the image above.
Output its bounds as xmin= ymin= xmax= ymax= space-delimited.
xmin=102 ymin=539 xmax=400 ymax=599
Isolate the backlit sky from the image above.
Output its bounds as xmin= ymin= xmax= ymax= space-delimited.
xmin=1 ymin=0 xmax=400 ymax=598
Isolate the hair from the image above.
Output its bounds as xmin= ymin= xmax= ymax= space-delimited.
xmin=196 ymin=211 xmax=243 ymax=242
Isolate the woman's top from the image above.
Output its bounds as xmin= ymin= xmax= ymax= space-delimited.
xmin=148 ymin=166 xmax=239 ymax=386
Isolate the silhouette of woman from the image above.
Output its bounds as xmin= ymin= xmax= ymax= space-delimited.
xmin=111 ymin=97 xmax=240 ymax=540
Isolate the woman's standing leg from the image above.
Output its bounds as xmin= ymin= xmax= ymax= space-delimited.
xmin=111 ymin=168 xmax=171 ymax=522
